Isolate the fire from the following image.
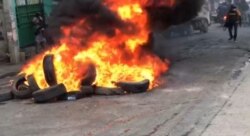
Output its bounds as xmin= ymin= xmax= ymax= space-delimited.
xmin=21 ymin=0 xmax=169 ymax=91
xmin=118 ymin=4 xmax=143 ymax=20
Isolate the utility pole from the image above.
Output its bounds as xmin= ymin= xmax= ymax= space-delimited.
xmin=3 ymin=0 xmax=20 ymax=64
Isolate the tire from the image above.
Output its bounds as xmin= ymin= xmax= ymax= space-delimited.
xmin=43 ymin=54 xmax=57 ymax=86
xmin=201 ymin=19 xmax=208 ymax=33
xmin=81 ymin=64 xmax=96 ymax=86
xmin=58 ymin=91 xmax=85 ymax=101
xmin=80 ymin=86 xmax=94 ymax=96
xmin=66 ymin=91 xmax=83 ymax=100
xmin=58 ymin=86 xmax=94 ymax=100
xmin=32 ymin=83 xmax=67 ymax=103
xmin=27 ymin=74 xmax=40 ymax=92
xmin=94 ymin=86 xmax=125 ymax=95
xmin=0 ymin=89 xmax=13 ymax=102
xmin=11 ymin=74 xmax=33 ymax=99
xmin=113 ymin=79 xmax=150 ymax=94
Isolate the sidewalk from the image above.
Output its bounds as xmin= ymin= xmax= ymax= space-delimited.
xmin=0 ymin=63 xmax=22 ymax=79
xmin=202 ymin=65 xmax=250 ymax=136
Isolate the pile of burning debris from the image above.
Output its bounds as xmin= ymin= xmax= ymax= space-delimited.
xmin=0 ymin=0 xmax=206 ymax=103
xmin=9 ymin=54 xmax=150 ymax=103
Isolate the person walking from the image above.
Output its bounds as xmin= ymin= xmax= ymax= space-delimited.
xmin=225 ymin=4 xmax=242 ymax=42
xmin=32 ymin=13 xmax=47 ymax=53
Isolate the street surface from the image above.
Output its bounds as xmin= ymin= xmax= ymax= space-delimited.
xmin=1 ymin=24 xmax=250 ymax=136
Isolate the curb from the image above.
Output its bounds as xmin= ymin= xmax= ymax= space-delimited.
xmin=0 ymin=71 xmax=19 ymax=79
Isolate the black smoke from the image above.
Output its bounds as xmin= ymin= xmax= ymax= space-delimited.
xmin=46 ymin=0 xmax=205 ymax=44
xmin=46 ymin=0 xmax=132 ymax=44
xmin=146 ymin=0 xmax=205 ymax=31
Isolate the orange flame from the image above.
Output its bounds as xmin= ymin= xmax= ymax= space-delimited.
xmin=21 ymin=0 xmax=169 ymax=91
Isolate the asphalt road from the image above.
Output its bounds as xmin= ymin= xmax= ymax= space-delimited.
xmin=1 ymin=24 xmax=250 ymax=136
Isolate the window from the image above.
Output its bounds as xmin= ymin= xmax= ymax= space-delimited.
xmin=27 ymin=0 xmax=41 ymax=5
xmin=16 ymin=0 xmax=42 ymax=6
xmin=16 ymin=0 xmax=26 ymax=6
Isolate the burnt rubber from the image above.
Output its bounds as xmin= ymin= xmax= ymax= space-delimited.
xmin=66 ymin=91 xmax=83 ymax=100
xmin=58 ymin=86 xmax=94 ymax=100
xmin=113 ymin=79 xmax=150 ymax=93
xmin=80 ymin=86 xmax=94 ymax=96
xmin=0 ymin=89 xmax=13 ymax=102
xmin=11 ymin=74 xmax=33 ymax=99
xmin=81 ymin=63 xmax=96 ymax=86
xmin=43 ymin=54 xmax=57 ymax=86
xmin=94 ymin=86 xmax=125 ymax=95
xmin=58 ymin=91 xmax=85 ymax=101
xmin=32 ymin=83 xmax=67 ymax=103
xmin=27 ymin=74 xmax=40 ymax=92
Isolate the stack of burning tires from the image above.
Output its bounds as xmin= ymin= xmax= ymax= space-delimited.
xmin=10 ymin=54 xmax=150 ymax=103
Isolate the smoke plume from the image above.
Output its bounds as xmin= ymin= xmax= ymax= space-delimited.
xmin=46 ymin=0 xmax=205 ymax=43
xmin=47 ymin=0 xmax=130 ymax=44
xmin=146 ymin=0 xmax=205 ymax=30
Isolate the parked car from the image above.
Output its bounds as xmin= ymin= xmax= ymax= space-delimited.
xmin=186 ymin=0 xmax=211 ymax=33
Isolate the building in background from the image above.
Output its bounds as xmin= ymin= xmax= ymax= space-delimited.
xmin=0 ymin=0 xmax=55 ymax=63
xmin=0 ymin=0 xmax=8 ymax=60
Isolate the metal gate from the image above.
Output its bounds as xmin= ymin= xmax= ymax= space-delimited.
xmin=15 ymin=0 xmax=43 ymax=48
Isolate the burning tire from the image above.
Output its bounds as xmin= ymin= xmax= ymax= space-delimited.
xmin=80 ymin=86 xmax=94 ymax=96
xmin=81 ymin=63 xmax=96 ymax=86
xmin=61 ymin=90 xmax=93 ymax=101
xmin=58 ymin=91 xmax=84 ymax=101
xmin=11 ymin=74 xmax=33 ymax=99
xmin=27 ymin=74 xmax=40 ymax=92
xmin=59 ymin=86 xmax=94 ymax=101
xmin=43 ymin=54 xmax=57 ymax=86
xmin=32 ymin=83 xmax=67 ymax=103
xmin=113 ymin=79 xmax=150 ymax=94
xmin=94 ymin=86 xmax=125 ymax=95
xmin=0 ymin=89 xmax=13 ymax=102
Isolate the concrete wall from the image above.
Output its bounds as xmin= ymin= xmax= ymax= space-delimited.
xmin=0 ymin=0 xmax=8 ymax=60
